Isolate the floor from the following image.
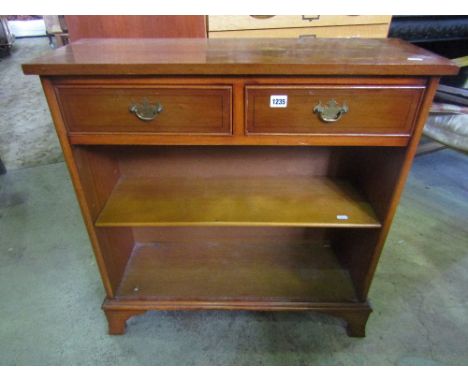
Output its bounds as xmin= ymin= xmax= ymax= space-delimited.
xmin=0 ymin=37 xmax=62 ymax=170
xmin=0 ymin=148 xmax=467 ymax=365
xmin=1 ymin=36 xmax=468 ymax=366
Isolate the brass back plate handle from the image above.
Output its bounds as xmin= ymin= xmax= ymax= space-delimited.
xmin=313 ymin=100 xmax=349 ymax=123
xmin=129 ymin=98 xmax=163 ymax=121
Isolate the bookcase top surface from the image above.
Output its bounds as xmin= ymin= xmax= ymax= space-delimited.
xmin=22 ymin=38 xmax=459 ymax=76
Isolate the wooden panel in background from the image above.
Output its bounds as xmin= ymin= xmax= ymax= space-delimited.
xmin=65 ymin=16 xmax=206 ymax=41
xmin=115 ymin=146 xmax=334 ymax=179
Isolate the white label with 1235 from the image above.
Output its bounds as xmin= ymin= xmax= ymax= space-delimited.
xmin=270 ymin=95 xmax=288 ymax=108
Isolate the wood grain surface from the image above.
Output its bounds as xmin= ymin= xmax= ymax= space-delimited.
xmin=51 ymin=76 xmax=427 ymax=145
xmin=66 ymin=16 xmax=206 ymax=41
xmin=116 ymin=239 xmax=358 ymax=303
xmin=56 ymin=85 xmax=232 ymax=134
xmin=22 ymin=38 xmax=458 ymax=76
xmin=95 ymin=176 xmax=381 ymax=228
xmin=246 ymin=85 xmax=423 ymax=135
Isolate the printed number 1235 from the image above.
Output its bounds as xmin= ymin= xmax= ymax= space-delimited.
xmin=270 ymin=95 xmax=288 ymax=108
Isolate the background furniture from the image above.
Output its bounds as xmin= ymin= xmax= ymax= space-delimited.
xmin=44 ymin=15 xmax=69 ymax=47
xmin=65 ymin=16 xmax=206 ymax=41
xmin=207 ymin=15 xmax=392 ymax=38
xmin=0 ymin=16 xmax=14 ymax=57
xmin=46 ymin=15 xmax=393 ymax=44
xmin=390 ymin=16 xmax=468 ymax=153
xmin=389 ymin=16 xmax=468 ymax=59
xmin=23 ymin=38 xmax=457 ymax=337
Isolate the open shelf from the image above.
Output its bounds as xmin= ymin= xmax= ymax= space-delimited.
xmin=96 ymin=176 xmax=381 ymax=228
xmin=116 ymin=236 xmax=359 ymax=303
xmin=72 ymin=144 xmax=401 ymax=325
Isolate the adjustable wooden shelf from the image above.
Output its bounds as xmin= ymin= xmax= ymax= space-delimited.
xmin=23 ymin=38 xmax=458 ymax=337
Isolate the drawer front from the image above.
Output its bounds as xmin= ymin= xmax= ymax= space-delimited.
xmin=208 ymin=15 xmax=391 ymax=31
xmin=246 ymin=86 xmax=424 ymax=136
xmin=56 ymin=86 xmax=232 ymax=135
xmin=209 ymin=24 xmax=390 ymax=39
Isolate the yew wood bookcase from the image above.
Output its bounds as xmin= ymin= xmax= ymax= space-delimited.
xmin=23 ymin=38 xmax=458 ymax=337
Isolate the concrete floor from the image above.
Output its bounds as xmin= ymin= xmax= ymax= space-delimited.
xmin=0 ymin=37 xmax=62 ymax=170
xmin=0 ymin=148 xmax=467 ymax=365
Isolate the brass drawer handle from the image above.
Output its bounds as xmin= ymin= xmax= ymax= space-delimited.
xmin=129 ymin=98 xmax=163 ymax=121
xmin=313 ymin=100 xmax=349 ymax=123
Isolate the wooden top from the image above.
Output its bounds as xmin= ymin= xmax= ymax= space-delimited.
xmin=22 ymin=38 xmax=458 ymax=76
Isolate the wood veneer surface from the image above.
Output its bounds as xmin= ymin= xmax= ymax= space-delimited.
xmin=96 ymin=176 xmax=381 ymax=228
xmin=57 ymin=86 xmax=232 ymax=134
xmin=66 ymin=16 xmax=207 ymax=41
xmin=117 ymin=240 xmax=358 ymax=302
xmin=246 ymin=85 xmax=423 ymax=135
xmin=22 ymin=38 xmax=458 ymax=76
